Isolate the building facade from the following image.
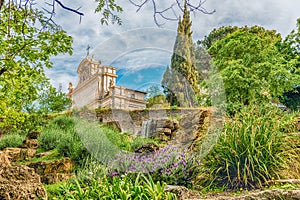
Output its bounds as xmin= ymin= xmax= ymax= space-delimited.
xmin=67 ymin=56 xmax=147 ymax=110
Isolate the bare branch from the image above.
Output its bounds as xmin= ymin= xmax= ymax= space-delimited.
xmin=54 ymin=0 xmax=83 ymax=16
xmin=129 ymin=0 xmax=215 ymax=27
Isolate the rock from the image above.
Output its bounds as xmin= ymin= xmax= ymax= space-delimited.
xmin=23 ymin=139 xmax=39 ymax=149
xmin=35 ymin=151 xmax=52 ymax=158
xmin=0 ymin=152 xmax=10 ymax=167
xmin=204 ymin=189 xmax=300 ymax=200
xmin=26 ymin=131 xmax=40 ymax=139
xmin=164 ymin=119 xmax=175 ymax=130
xmin=0 ymin=164 xmax=47 ymax=200
xmin=153 ymin=132 xmax=170 ymax=142
xmin=44 ymin=157 xmax=74 ymax=174
xmin=3 ymin=148 xmax=36 ymax=162
xmin=42 ymin=173 xmax=73 ymax=185
xmin=163 ymin=128 xmax=172 ymax=136
xmin=134 ymin=142 xmax=159 ymax=153
xmin=28 ymin=157 xmax=74 ymax=184
xmin=164 ymin=185 xmax=199 ymax=200
xmin=173 ymin=119 xmax=180 ymax=130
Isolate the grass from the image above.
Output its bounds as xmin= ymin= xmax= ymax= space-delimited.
xmin=45 ymin=174 xmax=177 ymax=200
xmin=0 ymin=132 xmax=26 ymax=150
xmin=200 ymin=104 xmax=300 ymax=190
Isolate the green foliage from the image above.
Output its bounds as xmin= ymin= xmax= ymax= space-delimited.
xmin=0 ymin=3 xmax=72 ymax=110
xmin=281 ymin=86 xmax=300 ymax=110
xmin=35 ymin=85 xmax=72 ymax=114
xmin=198 ymin=26 xmax=239 ymax=50
xmin=38 ymin=127 xmax=63 ymax=151
xmin=0 ymin=133 xmax=26 ymax=150
xmin=0 ymin=103 xmax=50 ymax=134
xmin=207 ymin=26 xmax=299 ymax=113
xmin=38 ymin=115 xmax=88 ymax=165
xmin=147 ymin=94 xmax=166 ymax=108
xmin=95 ymin=0 xmax=123 ymax=25
xmin=201 ymin=104 xmax=300 ymax=189
xmin=46 ymin=174 xmax=176 ymax=199
xmin=51 ymin=115 xmax=75 ymax=131
xmin=0 ymin=2 xmax=72 ymax=134
xmin=162 ymin=3 xmax=199 ymax=107
xmin=102 ymin=126 xmax=132 ymax=151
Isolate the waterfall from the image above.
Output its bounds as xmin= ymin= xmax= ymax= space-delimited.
xmin=141 ymin=119 xmax=156 ymax=138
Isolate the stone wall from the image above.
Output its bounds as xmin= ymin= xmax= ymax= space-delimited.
xmin=96 ymin=108 xmax=216 ymax=147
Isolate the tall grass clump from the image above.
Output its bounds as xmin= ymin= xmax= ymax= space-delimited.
xmin=202 ymin=104 xmax=300 ymax=190
xmin=0 ymin=133 xmax=26 ymax=150
xmin=38 ymin=115 xmax=89 ymax=165
xmin=47 ymin=174 xmax=176 ymax=199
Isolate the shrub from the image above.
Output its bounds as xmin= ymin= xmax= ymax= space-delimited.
xmin=0 ymin=133 xmax=26 ymax=150
xmin=38 ymin=127 xmax=63 ymax=151
xmin=107 ymin=145 xmax=200 ymax=188
xmin=57 ymin=130 xmax=89 ymax=166
xmin=51 ymin=115 xmax=75 ymax=131
xmin=48 ymin=175 xmax=176 ymax=199
xmin=102 ymin=126 xmax=131 ymax=151
xmin=201 ymin=104 xmax=300 ymax=190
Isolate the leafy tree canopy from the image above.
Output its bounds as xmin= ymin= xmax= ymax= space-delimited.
xmin=207 ymin=25 xmax=300 ymax=112
xmin=0 ymin=2 xmax=72 ymax=132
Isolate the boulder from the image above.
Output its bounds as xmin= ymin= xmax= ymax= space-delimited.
xmin=3 ymin=148 xmax=36 ymax=162
xmin=164 ymin=119 xmax=175 ymax=130
xmin=42 ymin=173 xmax=73 ymax=185
xmin=163 ymin=128 xmax=172 ymax=136
xmin=35 ymin=151 xmax=52 ymax=158
xmin=28 ymin=157 xmax=74 ymax=184
xmin=22 ymin=139 xmax=39 ymax=149
xmin=134 ymin=142 xmax=159 ymax=153
xmin=0 ymin=164 xmax=47 ymax=200
xmin=164 ymin=185 xmax=199 ymax=200
xmin=0 ymin=152 xmax=10 ymax=167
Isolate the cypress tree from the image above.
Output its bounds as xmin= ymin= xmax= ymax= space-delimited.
xmin=161 ymin=2 xmax=199 ymax=107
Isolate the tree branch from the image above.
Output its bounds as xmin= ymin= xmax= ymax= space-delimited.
xmin=129 ymin=0 xmax=215 ymax=27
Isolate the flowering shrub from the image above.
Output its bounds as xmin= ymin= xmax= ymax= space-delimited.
xmin=107 ymin=145 xmax=200 ymax=187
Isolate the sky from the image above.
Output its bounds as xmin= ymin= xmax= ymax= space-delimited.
xmin=44 ymin=0 xmax=300 ymax=93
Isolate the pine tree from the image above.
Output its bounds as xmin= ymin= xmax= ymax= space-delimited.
xmin=161 ymin=2 xmax=199 ymax=107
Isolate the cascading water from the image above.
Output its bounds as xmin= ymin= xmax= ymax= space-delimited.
xmin=141 ymin=119 xmax=156 ymax=138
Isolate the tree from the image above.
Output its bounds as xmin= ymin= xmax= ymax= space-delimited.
xmin=162 ymin=2 xmax=199 ymax=107
xmin=207 ymin=26 xmax=299 ymax=113
xmin=37 ymin=86 xmax=72 ymax=114
xmin=197 ymin=26 xmax=238 ymax=50
xmin=0 ymin=1 xmax=72 ymax=132
xmin=279 ymin=19 xmax=300 ymax=110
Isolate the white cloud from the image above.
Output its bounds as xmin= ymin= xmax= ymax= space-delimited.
xmin=47 ymin=0 xmax=300 ymax=91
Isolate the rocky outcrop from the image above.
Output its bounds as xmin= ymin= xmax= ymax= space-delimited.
xmin=204 ymin=189 xmax=300 ymax=200
xmin=0 ymin=152 xmax=10 ymax=167
xmin=0 ymin=164 xmax=47 ymax=200
xmin=164 ymin=185 xmax=200 ymax=200
xmin=134 ymin=142 xmax=159 ymax=153
xmin=2 ymin=147 xmax=36 ymax=162
xmin=96 ymin=108 xmax=213 ymax=147
xmin=28 ymin=157 xmax=74 ymax=184
xmin=22 ymin=139 xmax=39 ymax=149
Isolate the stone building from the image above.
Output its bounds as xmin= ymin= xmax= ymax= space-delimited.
xmin=67 ymin=56 xmax=147 ymax=110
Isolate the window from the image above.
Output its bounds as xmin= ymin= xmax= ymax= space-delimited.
xmin=131 ymin=94 xmax=135 ymax=99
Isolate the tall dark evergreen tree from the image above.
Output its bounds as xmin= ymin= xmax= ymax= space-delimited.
xmin=161 ymin=2 xmax=199 ymax=107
